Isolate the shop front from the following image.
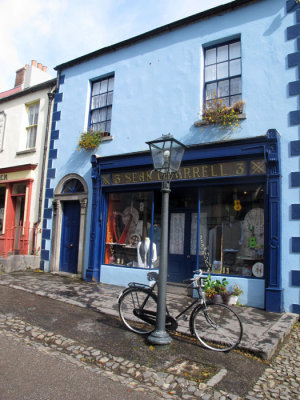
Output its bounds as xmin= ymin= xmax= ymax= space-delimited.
xmin=87 ymin=130 xmax=282 ymax=312
xmin=0 ymin=165 xmax=36 ymax=257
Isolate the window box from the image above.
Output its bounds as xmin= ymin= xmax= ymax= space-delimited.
xmin=194 ymin=113 xmax=246 ymax=127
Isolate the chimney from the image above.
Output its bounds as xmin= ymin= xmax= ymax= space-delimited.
xmin=42 ymin=66 xmax=47 ymax=72
xmin=37 ymin=63 xmax=42 ymax=70
xmin=14 ymin=64 xmax=29 ymax=87
xmin=31 ymin=60 xmax=37 ymax=67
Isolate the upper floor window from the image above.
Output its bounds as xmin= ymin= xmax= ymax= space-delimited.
xmin=26 ymin=102 xmax=39 ymax=148
xmin=204 ymin=40 xmax=241 ymax=107
xmin=0 ymin=112 xmax=6 ymax=151
xmin=90 ymin=76 xmax=114 ymax=134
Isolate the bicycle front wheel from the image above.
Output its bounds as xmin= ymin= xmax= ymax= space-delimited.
xmin=192 ymin=303 xmax=243 ymax=352
xmin=119 ymin=288 xmax=157 ymax=335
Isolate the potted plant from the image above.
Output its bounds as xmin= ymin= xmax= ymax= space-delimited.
xmin=228 ymin=284 xmax=244 ymax=305
xmin=213 ymin=278 xmax=229 ymax=304
xmin=222 ymin=284 xmax=243 ymax=305
xmin=78 ymin=128 xmax=103 ymax=151
xmin=203 ymin=275 xmax=228 ymax=304
xmin=203 ymin=275 xmax=216 ymax=302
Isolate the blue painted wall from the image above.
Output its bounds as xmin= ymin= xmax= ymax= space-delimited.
xmin=41 ymin=0 xmax=300 ymax=313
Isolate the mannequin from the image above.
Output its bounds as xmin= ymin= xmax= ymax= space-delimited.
xmin=137 ymin=237 xmax=157 ymax=268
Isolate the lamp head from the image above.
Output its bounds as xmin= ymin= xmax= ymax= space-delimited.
xmin=146 ymin=133 xmax=186 ymax=176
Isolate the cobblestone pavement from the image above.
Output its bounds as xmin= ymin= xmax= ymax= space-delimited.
xmin=0 ymin=312 xmax=299 ymax=399
xmin=0 ymin=271 xmax=299 ymax=399
xmin=0 ymin=312 xmax=237 ymax=399
xmin=245 ymin=324 xmax=300 ymax=400
xmin=0 ymin=271 xmax=298 ymax=360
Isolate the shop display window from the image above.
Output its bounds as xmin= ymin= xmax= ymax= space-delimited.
xmin=0 ymin=186 xmax=5 ymax=233
xmin=105 ymin=191 xmax=159 ymax=268
xmin=199 ymin=184 xmax=264 ymax=277
xmin=104 ymin=184 xmax=264 ymax=277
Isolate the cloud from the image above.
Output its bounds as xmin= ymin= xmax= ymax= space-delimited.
xmin=0 ymin=0 xmax=229 ymax=91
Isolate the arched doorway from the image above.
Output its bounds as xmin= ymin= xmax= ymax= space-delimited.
xmin=50 ymin=174 xmax=88 ymax=276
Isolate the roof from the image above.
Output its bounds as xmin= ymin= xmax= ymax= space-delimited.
xmin=0 ymin=78 xmax=57 ymax=103
xmin=55 ymin=0 xmax=261 ymax=72
xmin=0 ymin=86 xmax=22 ymax=99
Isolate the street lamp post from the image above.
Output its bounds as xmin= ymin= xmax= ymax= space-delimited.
xmin=146 ymin=133 xmax=186 ymax=345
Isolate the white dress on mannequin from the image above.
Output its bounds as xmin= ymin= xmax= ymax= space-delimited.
xmin=137 ymin=237 xmax=157 ymax=268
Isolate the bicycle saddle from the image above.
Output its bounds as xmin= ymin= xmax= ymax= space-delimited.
xmin=147 ymin=272 xmax=159 ymax=282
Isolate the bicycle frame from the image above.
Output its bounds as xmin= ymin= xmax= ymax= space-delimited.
xmin=128 ymin=281 xmax=205 ymax=323
xmin=119 ymin=271 xmax=243 ymax=351
xmin=119 ymin=271 xmax=208 ymax=330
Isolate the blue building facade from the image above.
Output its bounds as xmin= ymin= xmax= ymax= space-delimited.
xmin=41 ymin=0 xmax=300 ymax=314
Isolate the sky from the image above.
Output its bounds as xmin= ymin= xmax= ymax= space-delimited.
xmin=0 ymin=0 xmax=231 ymax=92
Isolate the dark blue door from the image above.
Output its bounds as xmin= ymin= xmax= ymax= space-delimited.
xmin=168 ymin=210 xmax=197 ymax=283
xmin=60 ymin=201 xmax=80 ymax=274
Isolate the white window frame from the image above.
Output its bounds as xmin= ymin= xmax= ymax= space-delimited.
xmin=0 ymin=111 xmax=6 ymax=151
xmin=26 ymin=102 xmax=40 ymax=149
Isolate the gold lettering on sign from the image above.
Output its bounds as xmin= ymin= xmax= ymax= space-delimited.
xmin=175 ymin=170 xmax=183 ymax=180
xmin=183 ymin=168 xmax=191 ymax=179
xmin=192 ymin=167 xmax=200 ymax=179
xmin=235 ymin=162 xmax=245 ymax=175
xmin=112 ymin=174 xmax=121 ymax=184
xmin=102 ymin=160 xmax=256 ymax=185
xmin=138 ymin=172 xmax=145 ymax=182
xmin=202 ymin=165 xmax=208 ymax=177
xmin=211 ymin=165 xmax=218 ymax=177
xmin=220 ymin=164 xmax=228 ymax=177
xmin=147 ymin=171 xmax=152 ymax=181
xmin=124 ymin=174 xmax=131 ymax=183
xmin=102 ymin=175 xmax=110 ymax=185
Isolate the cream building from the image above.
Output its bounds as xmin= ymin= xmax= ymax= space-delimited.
xmin=0 ymin=60 xmax=56 ymax=271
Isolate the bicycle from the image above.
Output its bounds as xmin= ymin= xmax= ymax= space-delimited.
xmin=118 ymin=270 xmax=243 ymax=352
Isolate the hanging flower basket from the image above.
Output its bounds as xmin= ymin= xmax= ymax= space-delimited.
xmin=78 ymin=129 xmax=103 ymax=151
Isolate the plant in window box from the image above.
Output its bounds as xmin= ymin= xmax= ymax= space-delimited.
xmin=202 ymin=96 xmax=245 ymax=129
xmin=78 ymin=128 xmax=103 ymax=151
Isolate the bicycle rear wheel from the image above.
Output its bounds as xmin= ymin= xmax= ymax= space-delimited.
xmin=192 ymin=303 xmax=243 ymax=351
xmin=119 ymin=288 xmax=157 ymax=334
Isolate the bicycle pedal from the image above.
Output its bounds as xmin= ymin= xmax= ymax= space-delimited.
xmin=183 ymin=315 xmax=188 ymax=321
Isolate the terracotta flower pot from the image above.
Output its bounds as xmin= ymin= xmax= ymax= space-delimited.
xmin=213 ymin=294 xmax=223 ymax=304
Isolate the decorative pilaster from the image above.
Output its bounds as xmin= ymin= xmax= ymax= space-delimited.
xmin=77 ymin=198 xmax=88 ymax=276
xmin=287 ymin=0 xmax=300 ymax=315
xmin=264 ymin=130 xmax=283 ymax=312
xmin=86 ymin=155 xmax=102 ymax=282
xmin=49 ymin=199 xmax=62 ymax=273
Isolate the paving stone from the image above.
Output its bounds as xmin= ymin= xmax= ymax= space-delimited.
xmin=0 ymin=271 xmax=299 ymax=400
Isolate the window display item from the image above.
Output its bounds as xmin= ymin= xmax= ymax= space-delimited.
xmin=105 ymin=191 xmax=153 ymax=267
xmin=233 ymin=199 xmax=242 ymax=211
xmin=137 ymin=237 xmax=157 ymax=268
xmin=252 ymin=262 xmax=264 ymax=278
xmin=239 ymin=208 xmax=264 ymax=259
xmin=112 ymin=207 xmax=139 ymax=244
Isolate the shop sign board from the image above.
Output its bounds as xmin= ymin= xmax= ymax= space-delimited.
xmin=101 ymin=159 xmax=265 ymax=186
xmin=0 ymin=170 xmax=33 ymax=183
